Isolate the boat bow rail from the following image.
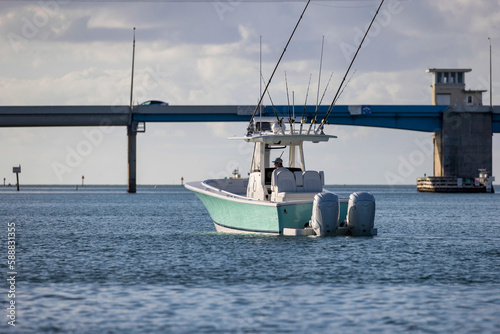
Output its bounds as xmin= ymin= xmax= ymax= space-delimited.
xmin=186 ymin=180 xmax=266 ymax=204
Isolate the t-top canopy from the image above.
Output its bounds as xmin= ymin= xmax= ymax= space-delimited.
xmin=230 ymin=117 xmax=337 ymax=144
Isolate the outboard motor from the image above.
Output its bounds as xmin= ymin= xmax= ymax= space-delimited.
xmin=346 ymin=192 xmax=376 ymax=236
xmin=310 ymin=192 xmax=339 ymax=236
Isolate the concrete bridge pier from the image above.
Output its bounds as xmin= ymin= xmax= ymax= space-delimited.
xmin=127 ymin=124 xmax=137 ymax=194
xmin=433 ymin=107 xmax=493 ymax=179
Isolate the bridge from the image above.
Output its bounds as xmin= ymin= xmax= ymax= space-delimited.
xmin=0 ymin=104 xmax=458 ymax=130
xmin=1 ymin=104 xmax=499 ymax=192
xmin=2 ymin=104 xmax=498 ymax=131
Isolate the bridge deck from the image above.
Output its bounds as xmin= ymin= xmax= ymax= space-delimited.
xmin=0 ymin=104 xmax=498 ymax=133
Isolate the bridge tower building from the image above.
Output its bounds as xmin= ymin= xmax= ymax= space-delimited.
xmin=427 ymin=68 xmax=486 ymax=106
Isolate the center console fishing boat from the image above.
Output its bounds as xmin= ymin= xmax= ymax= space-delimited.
xmin=186 ymin=0 xmax=384 ymax=236
xmin=185 ymin=117 xmax=377 ymax=236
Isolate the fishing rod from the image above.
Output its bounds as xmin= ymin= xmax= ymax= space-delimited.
xmin=333 ymin=69 xmax=356 ymax=106
xmin=315 ymin=36 xmax=325 ymax=117
xmin=306 ymin=36 xmax=325 ymax=134
xmin=292 ymin=91 xmax=295 ymax=120
xmin=292 ymin=91 xmax=295 ymax=133
xmin=260 ymin=74 xmax=282 ymax=131
xmin=307 ymin=71 xmax=333 ymax=134
xmin=318 ymin=72 xmax=334 ymax=107
xmin=315 ymin=69 xmax=356 ymax=134
xmin=300 ymin=73 xmax=313 ymax=134
xmin=285 ymin=71 xmax=294 ymax=132
xmin=318 ymin=0 xmax=385 ymax=133
xmin=247 ymin=0 xmax=311 ymax=135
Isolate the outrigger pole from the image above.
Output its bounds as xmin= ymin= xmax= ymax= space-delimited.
xmin=317 ymin=0 xmax=385 ymax=133
xmin=247 ymin=0 xmax=311 ymax=134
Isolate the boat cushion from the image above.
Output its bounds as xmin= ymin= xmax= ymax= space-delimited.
xmin=303 ymin=171 xmax=323 ymax=192
xmin=272 ymin=169 xmax=296 ymax=193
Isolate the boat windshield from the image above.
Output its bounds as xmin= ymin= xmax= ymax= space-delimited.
xmin=250 ymin=142 xmax=305 ymax=172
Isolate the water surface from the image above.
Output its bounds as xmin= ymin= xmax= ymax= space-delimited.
xmin=1 ymin=185 xmax=499 ymax=333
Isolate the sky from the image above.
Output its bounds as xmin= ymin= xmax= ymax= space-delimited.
xmin=0 ymin=0 xmax=499 ymax=186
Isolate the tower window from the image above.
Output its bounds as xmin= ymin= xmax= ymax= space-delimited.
xmin=457 ymin=72 xmax=464 ymax=83
xmin=467 ymin=95 xmax=473 ymax=105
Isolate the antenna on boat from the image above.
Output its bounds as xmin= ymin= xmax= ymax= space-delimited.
xmin=247 ymin=0 xmax=312 ymax=135
xmin=129 ymin=27 xmax=136 ymax=126
xmin=300 ymin=73 xmax=313 ymax=134
xmin=318 ymin=0 xmax=385 ymax=133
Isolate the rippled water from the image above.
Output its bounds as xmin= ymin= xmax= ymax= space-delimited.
xmin=1 ymin=185 xmax=499 ymax=333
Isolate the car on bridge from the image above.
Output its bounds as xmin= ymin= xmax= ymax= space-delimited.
xmin=140 ymin=100 xmax=168 ymax=106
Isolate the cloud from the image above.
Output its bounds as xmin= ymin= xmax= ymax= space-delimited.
xmin=433 ymin=1 xmax=500 ymax=35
